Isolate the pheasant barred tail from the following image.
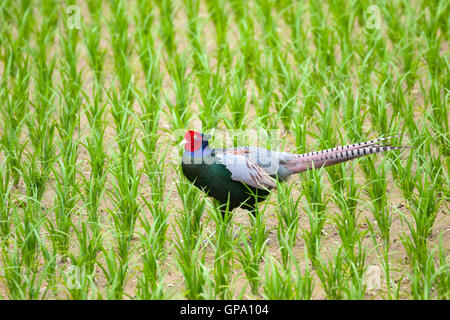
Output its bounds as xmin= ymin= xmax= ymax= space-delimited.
xmin=284 ymin=136 xmax=408 ymax=173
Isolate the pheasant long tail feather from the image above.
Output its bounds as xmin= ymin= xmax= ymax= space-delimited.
xmin=284 ymin=135 xmax=407 ymax=173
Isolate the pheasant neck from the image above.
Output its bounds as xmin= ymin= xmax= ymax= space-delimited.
xmin=184 ymin=145 xmax=213 ymax=159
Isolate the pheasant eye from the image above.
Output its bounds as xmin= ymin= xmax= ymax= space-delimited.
xmin=193 ymin=135 xmax=200 ymax=140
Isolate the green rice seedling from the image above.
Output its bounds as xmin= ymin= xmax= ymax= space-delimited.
xmin=86 ymin=0 xmax=104 ymax=24
xmin=141 ymin=154 xmax=170 ymax=251
xmin=1 ymin=0 xmax=35 ymax=49
xmin=173 ymin=234 xmax=211 ymax=300
xmin=416 ymin=133 xmax=447 ymax=197
xmin=108 ymin=85 xmax=142 ymax=260
xmin=309 ymin=0 xmax=335 ymax=70
xmin=298 ymin=63 xmax=320 ymax=120
xmin=135 ymin=0 xmax=157 ymax=71
xmin=293 ymin=248 xmax=314 ymax=300
xmin=328 ymin=0 xmax=354 ymax=70
xmin=47 ymin=154 xmax=81 ymax=257
xmin=367 ymin=88 xmax=390 ymax=135
xmin=12 ymin=196 xmax=47 ymax=268
xmin=157 ymin=0 xmax=177 ymax=58
xmin=230 ymin=0 xmax=259 ymax=76
xmin=408 ymin=238 xmax=449 ymax=300
xmin=83 ymin=2 xmax=106 ymax=84
xmin=291 ymin=114 xmax=310 ymax=154
xmin=173 ymin=179 xmax=211 ymax=299
xmin=59 ymin=17 xmax=81 ymax=93
xmin=225 ymin=64 xmax=248 ymax=131
xmin=140 ymin=193 xmax=169 ymax=254
xmin=314 ymin=247 xmax=347 ymax=300
xmin=341 ymin=88 xmax=365 ymax=141
xmin=38 ymin=232 xmax=59 ymax=295
xmin=108 ymin=145 xmax=143 ymax=262
xmin=63 ymin=263 xmax=99 ymax=300
xmin=290 ymin=70 xmax=315 ymax=150
xmin=34 ymin=0 xmax=58 ymax=51
xmin=426 ymin=79 xmax=449 ymax=158
xmin=1 ymin=241 xmax=25 ymax=299
xmin=281 ymin=0 xmax=308 ymax=64
xmin=48 ymin=26 xmax=83 ymax=256
xmin=262 ymin=254 xmax=296 ymax=300
xmin=392 ymin=149 xmax=418 ymax=203
xmin=65 ymin=218 xmax=102 ymax=300
xmin=156 ymin=0 xmax=176 ymax=57
xmin=136 ymin=51 xmax=163 ymax=159
xmin=69 ymin=217 xmax=104 ymax=278
xmin=359 ymin=27 xmax=386 ymax=81
xmin=275 ymin=182 xmax=301 ymax=268
xmin=141 ymin=150 xmax=168 ymax=214
xmin=0 ymin=160 xmax=12 ymax=238
xmin=256 ymin=3 xmax=286 ymax=84
xmin=21 ymin=135 xmax=55 ymax=202
xmin=109 ymin=85 xmax=135 ymax=154
xmin=99 ymin=244 xmax=130 ymax=299
xmin=253 ymin=52 xmax=277 ymax=129
xmin=24 ymin=131 xmax=56 ymax=201
xmin=342 ymin=257 xmax=367 ymax=300
xmin=0 ymin=54 xmax=29 ymax=186
xmin=176 ymin=178 xmax=207 ymax=250
xmin=419 ymin=1 xmax=447 ymax=81
xmin=136 ymin=209 xmax=170 ymax=300
xmin=332 ymin=169 xmax=366 ymax=277
xmin=1 ymin=241 xmax=52 ymax=300
xmin=400 ymin=170 xmax=442 ymax=270
xmin=366 ymin=228 xmax=403 ymax=300
xmin=409 ymin=260 xmax=433 ymax=300
xmin=197 ymin=64 xmax=226 ymax=129
xmin=236 ymin=200 xmax=269 ymax=296
xmin=166 ymin=53 xmax=193 ymax=131
xmin=209 ymin=202 xmax=235 ymax=299
xmin=11 ymin=215 xmax=56 ymax=297
xmin=363 ymin=158 xmax=392 ymax=247
xmin=275 ymin=58 xmax=300 ymax=131
xmin=136 ymin=244 xmax=166 ymax=300
xmin=18 ymin=146 xmax=46 ymax=203
xmin=183 ymin=0 xmax=205 ymax=72
xmin=436 ymin=235 xmax=449 ymax=300
xmin=397 ymin=12 xmax=420 ymax=90
xmin=108 ymin=0 xmax=133 ymax=98
xmin=236 ymin=230 xmax=265 ymax=296
xmin=262 ymin=234 xmax=313 ymax=300
xmin=325 ymin=152 xmax=346 ymax=194
xmin=317 ymin=103 xmax=338 ymax=148
xmin=82 ymin=88 xmax=107 ymax=234
xmin=255 ymin=0 xmax=279 ymax=51
xmin=301 ymin=167 xmax=328 ymax=266
xmin=362 ymin=156 xmax=398 ymax=298
xmin=205 ymin=0 xmax=231 ymax=67
xmin=333 ymin=170 xmax=367 ymax=299
xmin=25 ymin=2 xmax=58 ymax=201
xmin=395 ymin=85 xmax=419 ymax=138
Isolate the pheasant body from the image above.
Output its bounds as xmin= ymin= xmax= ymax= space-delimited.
xmin=181 ymin=131 xmax=405 ymax=214
xmin=182 ymin=154 xmax=270 ymax=212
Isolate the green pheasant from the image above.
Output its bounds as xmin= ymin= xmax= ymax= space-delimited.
xmin=181 ymin=130 xmax=405 ymax=214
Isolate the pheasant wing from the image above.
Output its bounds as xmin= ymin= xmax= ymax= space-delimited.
xmin=218 ymin=146 xmax=295 ymax=176
xmin=215 ymin=151 xmax=277 ymax=190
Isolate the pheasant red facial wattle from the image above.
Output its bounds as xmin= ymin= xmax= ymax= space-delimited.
xmin=184 ymin=130 xmax=203 ymax=152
